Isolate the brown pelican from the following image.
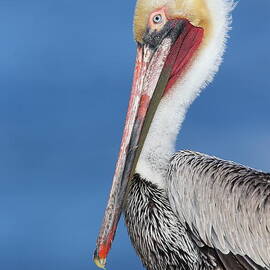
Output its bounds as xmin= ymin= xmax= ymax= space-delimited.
xmin=94 ymin=0 xmax=270 ymax=269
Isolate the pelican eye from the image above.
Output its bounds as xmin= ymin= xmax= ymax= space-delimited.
xmin=153 ymin=14 xmax=163 ymax=24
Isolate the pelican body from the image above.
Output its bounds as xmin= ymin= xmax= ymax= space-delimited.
xmin=94 ymin=0 xmax=270 ymax=269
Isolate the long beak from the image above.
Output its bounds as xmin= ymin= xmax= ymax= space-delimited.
xmin=94 ymin=20 xmax=203 ymax=269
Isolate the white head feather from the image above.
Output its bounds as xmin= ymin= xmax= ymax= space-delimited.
xmin=136 ymin=0 xmax=235 ymax=187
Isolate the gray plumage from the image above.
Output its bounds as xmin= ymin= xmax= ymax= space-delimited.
xmin=124 ymin=151 xmax=270 ymax=270
xmin=168 ymin=150 xmax=270 ymax=269
xmin=124 ymin=175 xmax=222 ymax=270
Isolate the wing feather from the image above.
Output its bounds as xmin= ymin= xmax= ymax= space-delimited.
xmin=167 ymin=150 xmax=270 ymax=268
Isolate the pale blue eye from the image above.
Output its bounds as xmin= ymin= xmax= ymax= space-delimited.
xmin=153 ymin=14 xmax=163 ymax=24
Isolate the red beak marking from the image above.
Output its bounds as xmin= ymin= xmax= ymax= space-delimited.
xmin=165 ymin=22 xmax=204 ymax=93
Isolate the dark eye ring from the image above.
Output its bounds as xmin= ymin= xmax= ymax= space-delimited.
xmin=153 ymin=14 xmax=163 ymax=24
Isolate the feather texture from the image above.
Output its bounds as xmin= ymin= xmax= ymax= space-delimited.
xmin=167 ymin=150 xmax=270 ymax=268
xmin=124 ymin=174 xmax=224 ymax=270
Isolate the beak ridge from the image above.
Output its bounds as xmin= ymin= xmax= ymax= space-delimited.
xmin=94 ymin=19 xmax=204 ymax=268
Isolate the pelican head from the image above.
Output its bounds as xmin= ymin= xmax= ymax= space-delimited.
xmin=94 ymin=0 xmax=233 ymax=268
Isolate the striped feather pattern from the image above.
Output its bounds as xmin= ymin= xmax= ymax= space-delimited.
xmin=168 ymin=150 xmax=270 ymax=269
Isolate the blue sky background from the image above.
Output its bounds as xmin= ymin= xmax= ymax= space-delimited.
xmin=1 ymin=0 xmax=270 ymax=269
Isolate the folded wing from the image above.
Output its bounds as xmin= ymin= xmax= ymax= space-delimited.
xmin=167 ymin=150 xmax=270 ymax=268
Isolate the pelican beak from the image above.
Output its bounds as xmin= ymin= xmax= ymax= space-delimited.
xmin=94 ymin=19 xmax=203 ymax=268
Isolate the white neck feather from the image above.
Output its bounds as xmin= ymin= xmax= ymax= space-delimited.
xmin=136 ymin=0 xmax=234 ymax=187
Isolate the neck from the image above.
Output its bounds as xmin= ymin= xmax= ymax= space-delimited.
xmin=136 ymin=0 xmax=234 ymax=187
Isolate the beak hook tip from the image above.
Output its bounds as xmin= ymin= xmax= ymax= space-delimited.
xmin=93 ymin=248 xmax=107 ymax=269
